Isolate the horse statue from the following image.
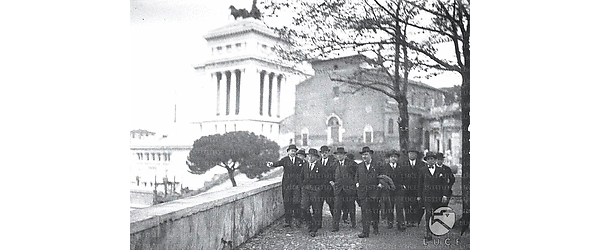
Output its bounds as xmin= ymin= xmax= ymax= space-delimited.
xmin=229 ymin=0 xmax=261 ymax=20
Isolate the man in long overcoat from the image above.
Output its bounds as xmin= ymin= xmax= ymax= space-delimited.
xmin=318 ymin=145 xmax=336 ymax=228
xmin=382 ymin=149 xmax=409 ymax=231
xmin=268 ymin=145 xmax=304 ymax=227
xmin=299 ymin=148 xmax=329 ymax=237
xmin=355 ymin=146 xmax=384 ymax=238
xmin=402 ymin=148 xmax=426 ymax=227
xmin=330 ymin=147 xmax=358 ymax=231
xmin=418 ymin=152 xmax=454 ymax=241
xmin=435 ymin=152 xmax=455 ymax=207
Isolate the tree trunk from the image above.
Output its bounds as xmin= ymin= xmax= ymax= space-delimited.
xmin=460 ymin=70 xmax=469 ymax=223
xmin=394 ymin=6 xmax=410 ymax=154
xmin=227 ymin=168 xmax=237 ymax=187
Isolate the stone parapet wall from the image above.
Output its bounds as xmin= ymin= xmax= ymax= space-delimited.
xmin=130 ymin=179 xmax=283 ymax=250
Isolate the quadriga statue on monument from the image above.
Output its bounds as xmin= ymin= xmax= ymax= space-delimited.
xmin=229 ymin=0 xmax=261 ymax=20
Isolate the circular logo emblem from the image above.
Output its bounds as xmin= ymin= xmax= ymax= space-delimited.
xmin=428 ymin=206 xmax=456 ymax=236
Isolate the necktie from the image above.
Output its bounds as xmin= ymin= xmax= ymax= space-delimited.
xmin=322 ymin=159 xmax=326 ymax=166
xmin=310 ymin=163 xmax=314 ymax=171
xmin=291 ymin=157 xmax=295 ymax=164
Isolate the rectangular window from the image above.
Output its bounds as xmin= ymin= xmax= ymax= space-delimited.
xmin=151 ymin=153 xmax=155 ymax=161
xmin=448 ymin=139 xmax=452 ymax=151
xmin=145 ymin=153 xmax=149 ymax=161
xmin=157 ymin=154 xmax=161 ymax=161
xmin=302 ymin=133 xmax=308 ymax=146
xmin=365 ymin=132 xmax=372 ymax=143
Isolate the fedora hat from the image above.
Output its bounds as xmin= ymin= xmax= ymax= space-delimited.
xmin=297 ymin=149 xmax=306 ymax=156
xmin=307 ymin=148 xmax=319 ymax=157
xmin=386 ymin=150 xmax=401 ymax=157
xmin=334 ymin=147 xmax=347 ymax=154
xmin=359 ymin=146 xmax=374 ymax=155
xmin=319 ymin=145 xmax=330 ymax=153
xmin=287 ymin=145 xmax=298 ymax=152
xmin=435 ymin=152 xmax=445 ymax=159
xmin=424 ymin=152 xmax=437 ymax=160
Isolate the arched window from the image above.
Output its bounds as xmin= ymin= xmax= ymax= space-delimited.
xmin=388 ymin=119 xmax=394 ymax=134
xmin=364 ymin=124 xmax=373 ymax=143
xmin=328 ymin=116 xmax=340 ymax=143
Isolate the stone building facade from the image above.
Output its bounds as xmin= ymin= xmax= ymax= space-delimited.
xmin=423 ymin=103 xmax=462 ymax=168
xmin=193 ymin=18 xmax=306 ymax=145
xmin=283 ymin=55 xmax=451 ymax=155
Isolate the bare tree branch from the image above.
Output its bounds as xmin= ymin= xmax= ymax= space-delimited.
xmin=330 ymin=76 xmax=396 ymax=100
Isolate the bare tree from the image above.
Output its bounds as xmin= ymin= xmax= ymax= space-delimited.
xmin=263 ymin=0 xmax=470 ymax=225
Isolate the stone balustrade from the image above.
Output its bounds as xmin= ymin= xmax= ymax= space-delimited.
xmin=130 ymin=178 xmax=283 ymax=250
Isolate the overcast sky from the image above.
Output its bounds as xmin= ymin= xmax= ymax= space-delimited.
xmin=130 ymin=0 xmax=462 ymax=132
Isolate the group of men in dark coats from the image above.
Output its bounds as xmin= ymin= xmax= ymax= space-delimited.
xmin=267 ymin=144 xmax=455 ymax=241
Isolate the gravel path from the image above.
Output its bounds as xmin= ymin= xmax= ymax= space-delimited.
xmin=236 ymin=200 xmax=470 ymax=250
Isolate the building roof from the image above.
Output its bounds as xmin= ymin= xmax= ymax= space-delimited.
xmin=204 ymin=18 xmax=280 ymax=40
xmin=130 ymin=129 xmax=155 ymax=135
xmin=297 ymin=62 xmax=445 ymax=94
xmin=308 ymin=54 xmax=367 ymax=64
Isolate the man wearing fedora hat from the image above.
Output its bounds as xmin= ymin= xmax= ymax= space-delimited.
xmin=418 ymin=152 xmax=454 ymax=241
xmin=299 ymin=148 xmax=329 ymax=237
xmin=402 ymin=148 xmax=426 ymax=227
xmin=267 ymin=145 xmax=305 ymax=228
xmin=355 ymin=146 xmax=384 ymax=238
xmin=318 ymin=145 xmax=336 ymax=228
xmin=435 ymin=152 xmax=455 ymax=207
xmin=330 ymin=147 xmax=358 ymax=231
xmin=296 ymin=148 xmax=307 ymax=161
xmin=382 ymin=149 xmax=409 ymax=231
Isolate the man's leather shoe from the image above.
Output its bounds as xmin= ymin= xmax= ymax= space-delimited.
xmin=309 ymin=232 xmax=316 ymax=237
xmin=398 ymin=225 xmax=406 ymax=231
xmin=387 ymin=223 xmax=394 ymax=229
xmin=283 ymin=223 xmax=291 ymax=228
xmin=331 ymin=229 xmax=339 ymax=232
xmin=358 ymin=233 xmax=369 ymax=238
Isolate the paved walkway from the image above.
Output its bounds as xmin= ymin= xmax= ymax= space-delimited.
xmin=236 ymin=198 xmax=469 ymax=250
